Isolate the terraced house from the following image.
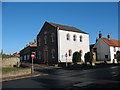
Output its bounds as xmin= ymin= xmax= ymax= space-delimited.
xmin=36 ymin=21 xmax=90 ymax=64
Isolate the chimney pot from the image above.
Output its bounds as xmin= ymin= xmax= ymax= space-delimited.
xmin=107 ymin=33 xmax=110 ymax=40
xmin=99 ymin=31 xmax=102 ymax=38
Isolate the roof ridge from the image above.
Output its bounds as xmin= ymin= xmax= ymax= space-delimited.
xmin=47 ymin=22 xmax=77 ymax=28
xmin=46 ymin=21 xmax=88 ymax=34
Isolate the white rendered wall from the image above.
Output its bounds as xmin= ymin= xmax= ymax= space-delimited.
xmin=58 ymin=30 xmax=90 ymax=63
xmin=93 ymin=39 xmax=110 ymax=61
xmin=110 ymin=46 xmax=120 ymax=63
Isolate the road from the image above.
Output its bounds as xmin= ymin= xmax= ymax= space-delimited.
xmin=2 ymin=65 xmax=120 ymax=89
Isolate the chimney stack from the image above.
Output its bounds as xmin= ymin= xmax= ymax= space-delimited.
xmin=96 ymin=38 xmax=98 ymax=42
xmin=107 ymin=33 xmax=110 ymax=40
xmin=99 ymin=31 xmax=102 ymax=38
xmin=26 ymin=44 xmax=29 ymax=47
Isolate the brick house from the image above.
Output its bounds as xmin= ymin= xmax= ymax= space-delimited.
xmin=20 ymin=42 xmax=37 ymax=62
xmin=37 ymin=21 xmax=90 ymax=64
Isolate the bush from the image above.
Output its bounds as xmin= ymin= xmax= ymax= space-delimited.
xmin=72 ymin=51 xmax=82 ymax=64
xmin=84 ymin=51 xmax=93 ymax=65
xmin=116 ymin=51 xmax=120 ymax=63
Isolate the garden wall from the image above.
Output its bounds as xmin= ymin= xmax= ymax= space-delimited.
xmin=2 ymin=67 xmax=31 ymax=78
xmin=1 ymin=57 xmax=20 ymax=67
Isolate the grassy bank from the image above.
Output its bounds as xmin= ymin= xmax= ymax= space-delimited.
xmin=0 ymin=67 xmax=21 ymax=71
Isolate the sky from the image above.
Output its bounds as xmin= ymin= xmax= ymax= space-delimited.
xmin=2 ymin=2 xmax=118 ymax=54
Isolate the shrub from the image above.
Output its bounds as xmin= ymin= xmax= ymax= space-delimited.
xmin=116 ymin=51 xmax=120 ymax=63
xmin=72 ymin=51 xmax=82 ymax=64
xmin=84 ymin=51 xmax=93 ymax=65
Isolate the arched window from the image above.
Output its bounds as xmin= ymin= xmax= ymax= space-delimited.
xmin=80 ymin=36 xmax=82 ymax=42
xmin=44 ymin=36 xmax=47 ymax=44
xmin=51 ymin=49 xmax=55 ymax=59
xmin=69 ymin=49 xmax=72 ymax=56
xmin=67 ymin=34 xmax=70 ymax=40
xmin=38 ymin=38 xmax=41 ymax=46
xmin=38 ymin=51 xmax=41 ymax=59
xmin=51 ymin=33 xmax=55 ymax=42
xmin=73 ymin=34 xmax=77 ymax=41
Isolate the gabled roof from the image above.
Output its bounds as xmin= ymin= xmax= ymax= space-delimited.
xmin=47 ymin=22 xmax=88 ymax=34
xmin=101 ymin=38 xmax=120 ymax=47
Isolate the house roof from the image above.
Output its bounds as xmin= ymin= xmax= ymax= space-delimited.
xmin=47 ymin=22 xmax=88 ymax=34
xmin=101 ymin=38 xmax=120 ymax=47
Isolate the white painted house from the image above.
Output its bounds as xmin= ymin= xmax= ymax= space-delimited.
xmin=58 ymin=27 xmax=90 ymax=63
xmin=37 ymin=22 xmax=90 ymax=64
xmin=93 ymin=33 xmax=120 ymax=63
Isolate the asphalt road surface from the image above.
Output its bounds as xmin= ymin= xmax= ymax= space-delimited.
xmin=2 ymin=65 xmax=120 ymax=89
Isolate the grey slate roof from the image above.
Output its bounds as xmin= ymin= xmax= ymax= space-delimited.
xmin=47 ymin=22 xmax=88 ymax=34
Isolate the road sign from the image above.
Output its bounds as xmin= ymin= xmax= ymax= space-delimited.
xmin=65 ymin=53 xmax=68 ymax=57
xmin=31 ymin=54 xmax=35 ymax=58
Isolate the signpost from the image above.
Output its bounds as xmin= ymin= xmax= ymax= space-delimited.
xmin=65 ymin=53 xmax=68 ymax=67
xmin=31 ymin=53 xmax=35 ymax=74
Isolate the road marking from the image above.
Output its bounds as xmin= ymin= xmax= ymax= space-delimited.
xmin=73 ymin=81 xmax=93 ymax=87
xmin=111 ymin=66 xmax=118 ymax=69
xmin=113 ymin=74 xmax=117 ymax=77
xmin=112 ymin=72 xmax=116 ymax=74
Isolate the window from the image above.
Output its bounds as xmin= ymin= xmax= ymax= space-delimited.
xmin=38 ymin=51 xmax=41 ymax=59
xmin=27 ymin=55 xmax=29 ymax=60
xmin=20 ymin=56 xmax=23 ymax=61
xmin=114 ymin=47 xmax=116 ymax=52
xmin=51 ymin=49 xmax=55 ymax=59
xmin=80 ymin=36 xmax=82 ymax=42
xmin=44 ymin=36 xmax=47 ymax=44
xmin=69 ymin=49 xmax=72 ymax=56
xmin=114 ymin=54 xmax=117 ymax=59
xmin=67 ymin=34 xmax=70 ymax=40
xmin=24 ymin=55 xmax=26 ymax=60
xmin=105 ymin=55 xmax=108 ymax=59
xmin=38 ymin=38 xmax=41 ymax=46
xmin=51 ymin=33 xmax=55 ymax=42
xmin=73 ymin=35 xmax=77 ymax=41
